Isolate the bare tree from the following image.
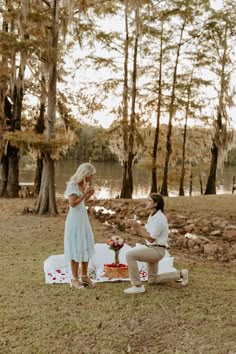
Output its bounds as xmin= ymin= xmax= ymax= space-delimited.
xmin=179 ymin=68 xmax=193 ymax=196
xmin=161 ymin=19 xmax=186 ymax=196
xmin=35 ymin=0 xmax=59 ymax=214
xmin=204 ymin=6 xmax=236 ymax=194
xmin=0 ymin=0 xmax=32 ymax=197
xmin=120 ymin=0 xmax=140 ymax=198
xmin=150 ymin=21 xmax=164 ymax=194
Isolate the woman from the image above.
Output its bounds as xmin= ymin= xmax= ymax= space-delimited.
xmin=64 ymin=162 xmax=96 ymax=289
xmin=124 ymin=193 xmax=188 ymax=294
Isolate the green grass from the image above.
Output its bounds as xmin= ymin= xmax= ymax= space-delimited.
xmin=0 ymin=199 xmax=236 ymax=354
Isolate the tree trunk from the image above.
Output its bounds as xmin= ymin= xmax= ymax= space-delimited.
xmin=124 ymin=0 xmax=140 ymax=198
xmin=0 ymin=10 xmax=8 ymax=154
xmin=121 ymin=155 xmax=133 ymax=198
xmin=0 ymin=142 xmax=20 ymax=198
xmin=120 ymin=0 xmax=129 ymax=198
xmin=161 ymin=20 xmax=186 ymax=196
xmin=0 ymin=97 xmax=11 ymax=196
xmin=34 ymin=84 xmax=46 ymax=195
xmin=232 ymin=176 xmax=235 ymax=194
xmin=0 ymin=90 xmax=7 ymax=156
xmin=34 ymin=152 xmax=57 ymax=215
xmin=121 ymin=0 xmax=140 ymax=198
xmin=179 ymin=69 xmax=193 ymax=196
xmin=35 ymin=0 xmax=59 ymax=214
xmin=204 ymin=23 xmax=228 ymax=195
xmin=0 ymin=154 xmax=8 ymax=197
xmin=6 ymin=77 xmax=24 ymax=197
xmin=204 ymin=143 xmax=218 ymax=194
xmin=189 ymin=169 xmax=193 ymax=196
xmin=179 ymin=145 xmax=185 ymax=196
xmin=0 ymin=7 xmax=17 ymax=197
xmin=34 ymin=158 xmax=43 ymax=196
xmin=0 ymin=92 xmax=21 ymax=198
xmin=6 ymin=143 xmax=20 ymax=197
xmin=199 ymin=172 xmax=203 ymax=195
xmin=0 ymin=0 xmax=27 ymax=198
xmin=150 ymin=22 xmax=163 ymax=194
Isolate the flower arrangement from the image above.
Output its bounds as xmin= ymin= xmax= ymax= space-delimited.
xmin=104 ymin=236 xmax=128 ymax=278
xmin=104 ymin=236 xmax=129 ymax=279
xmin=106 ymin=236 xmax=125 ymax=265
xmin=106 ymin=236 xmax=125 ymax=252
xmin=103 ymin=262 xmax=129 ymax=279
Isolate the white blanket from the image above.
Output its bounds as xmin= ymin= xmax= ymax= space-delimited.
xmin=44 ymin=243 xmax=176 ymax=284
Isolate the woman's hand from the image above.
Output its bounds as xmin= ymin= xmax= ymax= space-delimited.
xmin=69 ymin=187 xmax=95 ymax=207
xmin=84 ymin=186 xmax=95 ymax=199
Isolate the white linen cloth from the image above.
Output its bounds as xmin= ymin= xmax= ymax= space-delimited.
xmin=44 ymin=243 xmax=176 ymax=284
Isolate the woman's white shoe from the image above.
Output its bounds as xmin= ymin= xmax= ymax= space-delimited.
xmin=124 ymin=285 xmax=145 ymax=294
xmin=70 ymin=278 xmax=84 ymax=289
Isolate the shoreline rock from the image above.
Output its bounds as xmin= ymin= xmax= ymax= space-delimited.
xmin=86 ymin=198 xmax=236 ymax=263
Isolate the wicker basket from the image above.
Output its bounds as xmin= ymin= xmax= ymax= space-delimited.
xmin=103 ymin=265 xmax=129 ymax=279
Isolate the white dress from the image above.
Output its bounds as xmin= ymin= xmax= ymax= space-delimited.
xmin=64 ymin=182 xmax=95 ymax=262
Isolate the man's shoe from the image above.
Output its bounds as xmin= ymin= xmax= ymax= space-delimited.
xmin=180 ymin=269 xmax=189 ymax=286
xmin=124 ymin=285 xmax=145 ymax=294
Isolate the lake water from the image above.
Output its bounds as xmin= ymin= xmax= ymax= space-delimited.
xmin=19 ymin=160 xmax=236 ymax=199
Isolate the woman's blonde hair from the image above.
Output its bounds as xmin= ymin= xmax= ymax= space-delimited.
xmin=68 ymin=163 xmax=96 ymax=184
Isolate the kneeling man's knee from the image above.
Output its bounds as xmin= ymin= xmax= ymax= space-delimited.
xmin=126 ymin=250 xmax=137 ymax=261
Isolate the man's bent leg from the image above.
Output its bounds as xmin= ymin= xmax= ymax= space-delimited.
xmin=126 ymin=247 xmax=164 ymax=286
xmin=156 ymin=271 xmax=181 ymax=283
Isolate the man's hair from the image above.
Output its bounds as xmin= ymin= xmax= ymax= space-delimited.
xmin=150 ymin=193 xmax=164 ymax=212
